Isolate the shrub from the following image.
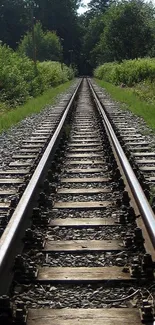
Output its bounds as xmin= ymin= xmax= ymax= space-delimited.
xmin=0 ymin=44 xmax=74 ymax=107
xmin=37 ymin=61 xmax=72 ymax=89
xmin=94 ymin=58 xmax=155 ymax=86
xmin=0 ymin=45 xmax=29 ymax=105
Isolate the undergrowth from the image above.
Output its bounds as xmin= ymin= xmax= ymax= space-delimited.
xmin=95 ymin=79 xmax=155 ymax=131
xmin=0 ymin=81 xmax=73 ymax=133
xmin=0 ymin=44 xmax=74 ymax=108
xmin=94 ymin=58 xmax=155 ymax=86
xmin=94 ymin=57 xmax=155 ymax=131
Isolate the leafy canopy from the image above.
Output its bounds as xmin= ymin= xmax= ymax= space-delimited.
xmin=95 ymin=0 xmax=155 ymax=63
xmin=18 ymin=22 xmax=62 ymax=62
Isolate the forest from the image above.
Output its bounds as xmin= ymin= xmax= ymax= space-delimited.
xmin=1 ymin=0 xmax=155 ymax=73
xmin=1 ymin=0 xmax=155 ymax=107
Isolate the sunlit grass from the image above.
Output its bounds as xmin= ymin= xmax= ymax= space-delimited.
xmin=95 ymin=79 xmax=155 ymax=131
xmin=0 ymin=80 xmax=73 ymax=133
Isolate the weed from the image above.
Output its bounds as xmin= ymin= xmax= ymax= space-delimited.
xmin=95 ymin=79 xmax=155 ymax=131
xmin=0 ymin=81 xmax=73 ymax=134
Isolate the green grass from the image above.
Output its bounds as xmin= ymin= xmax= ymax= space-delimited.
xmin=95 ymin=78 xmax=155 ymax=131
xmin=0 ymin=80 xmax=73 ymax=133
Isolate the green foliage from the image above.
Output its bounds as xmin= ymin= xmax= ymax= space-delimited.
xmin=18 ymin=22 xmax=62 ymax=62
xmin=2 ymin=0 xmax=155 ymax=75
xmin=32 ymin=0 xmax=82 ymax=67
xmin=0 ymin=44 xmax=31 ymax=105
xmin=0 ymin=0 xmax=82 ymax=70
xmin=94 ymin=58 xmax=155 ymax=86
xmin=0 ymin=80 xmax=73 ymax=133
xmin=92 ymin=0 xmax=155 ymax=65
xmin=0 ymin=43 xmax=74 ymax=107
xmin=133 ymin=80 xmax=155 ymax=104
xmin=88 ymin=0 xmax=112 ymax=15
xmin=38 ymin=61 xmax=74 ymax=88
xmin=0 ymin=0 xmax=28 ymax=49
xmin=80 ymin=0 xmax=155 ymax=72
xmin=83 ymin=15 xmax=105 ymax=68
xmin=95 ymin=78 xmax=155 ymax=131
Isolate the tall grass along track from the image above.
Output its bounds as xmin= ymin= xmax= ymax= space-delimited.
xmin=0 ymin=80 xmax=73 ymax=134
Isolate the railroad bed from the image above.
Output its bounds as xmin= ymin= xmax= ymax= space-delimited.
xmin=0 ymin=78 xmax=155 ymax=324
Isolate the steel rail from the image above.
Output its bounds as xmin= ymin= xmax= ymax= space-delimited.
xmin=0 ymin=78 xmax=82 ymax=293
xmin=88 ymin=78 xmax=155 ymax=249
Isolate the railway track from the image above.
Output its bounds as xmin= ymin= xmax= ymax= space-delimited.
xmin=0 ymin=78 xmax=155 ymax=324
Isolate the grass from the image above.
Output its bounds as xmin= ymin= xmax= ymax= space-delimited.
xmin=0 ymin=80 xmax=73 ymax=133
xmin=95 ymin=78 xmax=155 ymax=131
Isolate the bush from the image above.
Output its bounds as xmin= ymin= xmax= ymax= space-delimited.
xmin=18 ymin=22 xmax=62 ymax=62
xmin=38 ymin=61 xmax=74 ymax=89
xmin=0 ymin=45 xmax=30 ymax=105
xmin=94 ymin=58 xmax=155 ymax=86
xmin=0 ymin=44 xmax=74 ymax=107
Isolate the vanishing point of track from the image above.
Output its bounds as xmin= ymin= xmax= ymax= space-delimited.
xmin=0 ymin=78 xmax=155 ymax=324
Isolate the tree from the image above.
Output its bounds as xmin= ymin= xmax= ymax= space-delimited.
xmin=0 ymin=0 xmax=28 ymax=48
xmin=0 ymin=0 xmax=83 ymax=66
xmin=83 ymin=15 xmax=105 ymax=68
xmin=79 ymin=0 xmax=112 ymax=73
xmin=18 ymin=22 xmax=62 ymax=62
xmin=96 ymin=0 xmax=155 ymax=63
xmin=31 ymin=0 xmax=83 ymax=65
xmin=88 ymin=0 xmax=113 ymax=15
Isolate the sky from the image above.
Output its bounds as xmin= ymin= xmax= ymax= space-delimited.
xmin=78 ymin=0 xmax=90 ymax=15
